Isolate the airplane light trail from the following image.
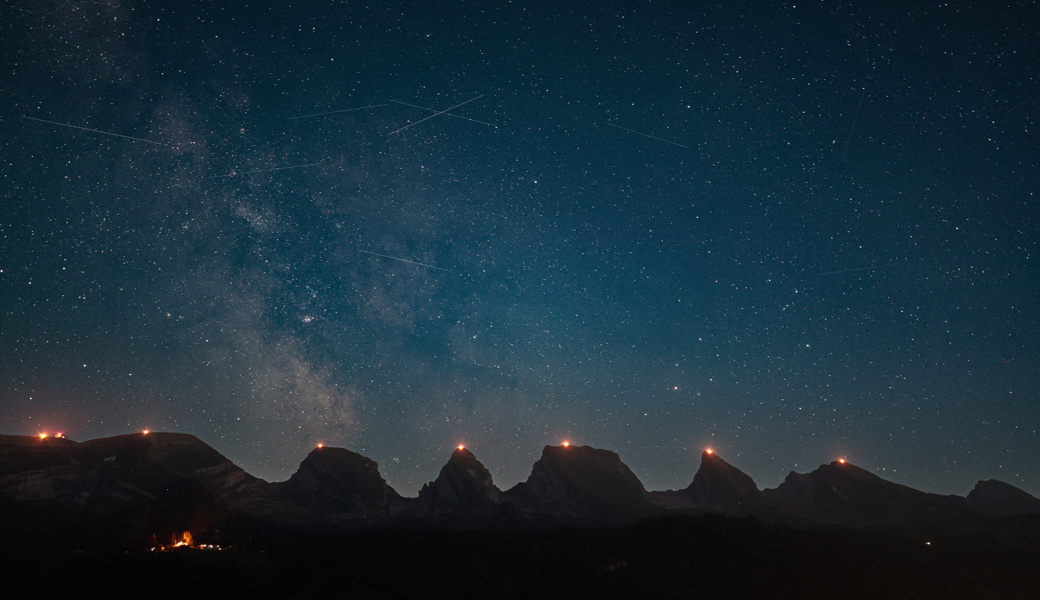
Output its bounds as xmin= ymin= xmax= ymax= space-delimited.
xmin=289 ymin=104 xmax=388 ymax=120
xmin=359 ymin=250 xmax=448 ymax=271
xmin=388 ymin=95 xmax=484 ymax=135
xmin=606 ymin=122 xmax=688 ymax=149
xmin=22 ymin=115 xmax=166 ymax=146
xmin=208 ymin=162 xmax=323 ymax=178
xmin=389 ymin=99 xmax=496 ymax=128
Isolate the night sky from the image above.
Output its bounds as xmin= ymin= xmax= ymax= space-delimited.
xmin=2 ymin=1 xmax=1038 ymax=497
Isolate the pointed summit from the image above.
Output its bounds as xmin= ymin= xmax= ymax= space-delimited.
xmin=418 ymin=446 xmax=501 ymax=513
xmin=505 ymin=444 xmax=648 ymax=523
xmin=684 ymin=450 xmax=767 ymax=510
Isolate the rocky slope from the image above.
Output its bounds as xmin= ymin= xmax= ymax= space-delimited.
xmin=683 ymin=450 xmax=769 ymax=510
xmin=505 ymin=444 xmax=649 ymax=524
xmin=417 ymin=446 xmax=501 ymax=514
xmin=764 ymin=460 xmax=972 ymax=526
xmin=967 ymin=479 xmax=1040 ymax=516
xmin=269 ymin=446 xmax=405 ymax=524
xmin=0 ymin=432 xmax=262 ymax=543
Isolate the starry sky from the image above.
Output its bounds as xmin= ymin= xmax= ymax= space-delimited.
xmin=2 ymin=1 xmax=1038 ymax=497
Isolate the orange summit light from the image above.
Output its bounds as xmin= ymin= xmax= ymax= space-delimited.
xmin=705 ymin=448 xmax=713 ymax=454
xmin=142 ymin=430 xmax=150 ymax=435
xmin=562 ymin=441 xmax=571 ymax=447
xmin=457 ymin=445 xmax=465 ymax=451
xmin=839 ymin=458 xmax=846 ymax=464
xmin=38 ymin=433 xmax=48 ymax=440
xmin=317 ymin=443 xmax=324 ymax=449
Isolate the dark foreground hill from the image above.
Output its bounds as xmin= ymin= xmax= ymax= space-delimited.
xmin=3 ymin=514 xmax=1039 ymax=599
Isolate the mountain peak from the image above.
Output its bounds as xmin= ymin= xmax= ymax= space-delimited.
xmin=683 ymin=451 xmax=765 ymax=510
xmin=418 ymin=447 xmax=501 ymax=514
xmin=505 ymin=443 xmax=647 ymax=523
xmin=768 ymin=460 xmax=898 ymax=504
xmin=450 ymin=446 xmax=477 ymax=462
xmin=822 ymin=459 xmax=881 ymax=479
xmin=282 ymin=446 xmax=402 ymax=516
xmin=967 ymin=479 xmax=1040 ymax=515
xmin=765 ymin=459 xmax=972 ymax=524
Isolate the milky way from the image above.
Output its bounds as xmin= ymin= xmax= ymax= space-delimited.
xmin=1 ymin=1 xmax=1037 ymax=496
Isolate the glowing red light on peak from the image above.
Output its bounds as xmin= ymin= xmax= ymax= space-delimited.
xmin=705 ymin=448 xmax=713 ymax=454
xmin=55 ymin=432 xmax=64 ymax=438
xmin=457 ymin=445 xmax=465 ymax=451
xmin=838 ymin=458 xmax=846 ymax=464
xmin=562 ymin=441 xmax=571 ymax=447
xmin=142 ymin=430 xmax=150 ymax=435
xmin=38 ymin=433 xmax=48 ymax=440
xmin=317 ymin=443 xmax=324 ymax=449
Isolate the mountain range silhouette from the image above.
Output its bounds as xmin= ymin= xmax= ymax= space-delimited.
xmin=3 ymin=431 xmax=1037 ymax=541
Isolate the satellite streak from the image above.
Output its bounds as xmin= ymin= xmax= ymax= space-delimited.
xmin=208 ymin=162 xmax=323 ymax=178
xmin=389 ymin=99 xmax=496 ymax=127
xmin=388 ymin=95 xmax=484 ymax=135
xmin=818 ymin=263 xmax=899 ymax=276
xmin=842 ymin=87 xmax=867 ymax=163
xmin=360 ymin=250 xmax=448 ymax=271
xmin=606 ymin=123 xmax=688 ymax=149
xmin=289 ymin=104 xmax=388 ymax=120
xmin=22 ymin=115 xmax=165 ymax=146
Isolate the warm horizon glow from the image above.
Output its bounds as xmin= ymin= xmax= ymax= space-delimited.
xmin=317 ymin=443 xmax=324 ymax=448
xmin=562 ymin=440 xmax=570 ymax=447
xmin=839 ymin=458 xmax=846 ymax=464
xmin=457 ymin=445 xmax=465 ymax=451
xmin=142 ymin=430 xmax=150 ymax=435
xmin=38 ymin=433 xmax=48 ymax=439
xmin=705 ymin=448 xmax=713 ymax=454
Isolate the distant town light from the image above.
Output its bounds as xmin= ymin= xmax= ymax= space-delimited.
xmin=38 ymin=433 xmax=48 ymax=439
xmin=562 ymin=441 xmax=571 ymax=447
xmin=142 ymin=430 xmax=150 ymax=435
